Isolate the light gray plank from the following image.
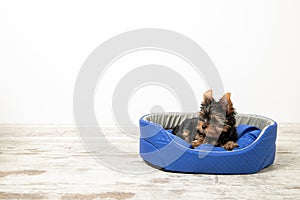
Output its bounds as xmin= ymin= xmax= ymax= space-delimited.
xmin=0 ymin=123 xmax=299 ymax=200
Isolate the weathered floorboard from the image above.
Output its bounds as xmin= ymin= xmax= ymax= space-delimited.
xmin=0 ymin=124 xmax=299 ymax=200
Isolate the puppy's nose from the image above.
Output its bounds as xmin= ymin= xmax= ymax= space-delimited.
xmin=202 ymin=124 xmax=207 ymax=129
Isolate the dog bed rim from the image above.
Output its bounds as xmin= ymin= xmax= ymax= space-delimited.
xmin=141 ymin=112 xmax=276 ymax=153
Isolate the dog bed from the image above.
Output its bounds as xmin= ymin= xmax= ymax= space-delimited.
xmin=139 ymin=113 xmax=277 ymax=174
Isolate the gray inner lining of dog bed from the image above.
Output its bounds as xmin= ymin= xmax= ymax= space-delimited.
xmin=143 ymin=113 xmax=274 ymax=130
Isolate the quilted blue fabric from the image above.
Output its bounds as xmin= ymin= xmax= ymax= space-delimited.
xmin=140 ymin=115 xmax=277 ymax=174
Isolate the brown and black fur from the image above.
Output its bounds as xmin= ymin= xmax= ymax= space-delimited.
xmin=172 ymin=90 xmax=239 ymax=151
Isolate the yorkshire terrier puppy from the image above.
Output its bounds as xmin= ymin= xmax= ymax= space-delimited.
xmin=172 ymin=90 xmax=239 ymax=151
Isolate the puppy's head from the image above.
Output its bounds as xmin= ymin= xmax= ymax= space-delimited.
xmin=197 ymin=90 xmax=234 ymax=144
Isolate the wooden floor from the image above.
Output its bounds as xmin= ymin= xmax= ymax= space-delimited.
xmin=0 ymin=124 xmax=299 ymax=200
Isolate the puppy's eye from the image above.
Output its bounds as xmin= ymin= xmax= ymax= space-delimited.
xmin=204 ymin=116 xmax=211 ymax=123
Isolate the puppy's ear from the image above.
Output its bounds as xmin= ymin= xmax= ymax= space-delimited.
xmin=220 ymin=93 xmax=234 ymax=114
xmin=203 ymin=90 xmax=213 ymax=103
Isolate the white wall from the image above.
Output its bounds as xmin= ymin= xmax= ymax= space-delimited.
xmin=0 ymin=0 xmax=299 ymax=124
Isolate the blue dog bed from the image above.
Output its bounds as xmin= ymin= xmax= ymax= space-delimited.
xmin=139 ymin=113 xmax=277 ymax=174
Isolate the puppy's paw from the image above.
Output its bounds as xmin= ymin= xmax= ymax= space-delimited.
xmin=191 ymin=139 xmax=203 ymax=148
xmin=222 ymin=141 xmax=239 ymax=151
xmin=191 ymin=133 xmax=205 ymax=148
